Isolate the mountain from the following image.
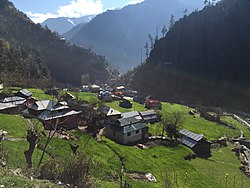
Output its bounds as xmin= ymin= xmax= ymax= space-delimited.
xmin=42 ymin=15 xmax=95 ymax=35
xmin=64 ymin=0 xmax=204 ymax=71
xmin=0 ymin=0 xmax=109 ymax=87
xmin=131 ymin=0 xmax=250 ymax=111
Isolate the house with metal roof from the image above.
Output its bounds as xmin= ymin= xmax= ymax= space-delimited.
xmin=106 ymin=116 xmax=149 ymax=145
xmin=140 ymin=110 xmax=160 ymax=124
xmin=0 ymin=103 xmax=19 ymax=114
xmin=0 ymin=96 xmax=26 ymax=105
xmin=177 ymin=129 xmax=212 ymax=157
xmin=28 ymin=100 xmax=62 ymax=116
xmin=37 ymin=109 xmax=81 ymax=130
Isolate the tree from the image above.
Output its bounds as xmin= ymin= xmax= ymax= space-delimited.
xmin=163 ymin=112 xmax=184 ymax=140
xmin=161 ymin=25 xmax=167 ymax=37
xmin=24 ymin=126 xmax=39 ymax=169
xmin=144 ymin=41 xmax=149 ymax=58
xmin=183 ymin=8 xmax=188 ymax=16
xmin=148 ymin=34 xmax=154 ymax=51
xmin=169 ymin=14 xmax=175 ymax=30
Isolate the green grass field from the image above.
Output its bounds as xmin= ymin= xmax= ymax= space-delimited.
xmin=1 ymin=91 xmax=250 ymax=187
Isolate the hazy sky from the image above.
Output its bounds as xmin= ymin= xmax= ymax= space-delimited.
xmin=11 ymin=0 xmax=145 ymax=23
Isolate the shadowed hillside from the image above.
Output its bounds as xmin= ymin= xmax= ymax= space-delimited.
xmin=0 ymin=0 xmax=109 ymax=86
xmin=132 ymin=0 xmax=250 ymax=112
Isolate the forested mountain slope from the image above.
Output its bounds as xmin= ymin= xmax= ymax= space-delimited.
xmin=0 ymin=0 xmax=109 ymax=86
xmin=132 ymin=0 xmax=250 ymax=111
xmin=65 ymin=0 xmax=203 ymax=70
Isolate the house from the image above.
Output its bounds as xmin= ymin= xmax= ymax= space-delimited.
xmin=140 ymin=110 xmax=160 ymax=124
xmin=28 ymin=100 xmax=62 ymax=116
xmin=133 ymin=95 xmax=150 ymax=104
xmin=16 ymin=89 xmax=32 ymax=99
xmin=0 ymin=96 xmax=26 ymax=105
xmin=106 ymin=117 xmax=149 ymax=145
xmin=82 ymin=85 xmax=90 ymax=92
xmin=0 ymin=103 xmax=19 ymax=114
xmin=116 ymin=85 xmax=125 ymax=91
xmin=123 ymin=90 xmax=137 ymax=97
xmin=177 ymin=129 xmax=212 ymax=157
xmin=37 ymin=109 xmax=81 ymax=130
xmin=98 ymin=91 xmax=113 ymax=102
xmin=119 ymin=99 xmax=132 ymax=108
xmin=145 ymin=99 xmax=162 ymax=110
xmin=122 ymin=111 xmax=142 ymax=121
xmin=90 ymin=84 xmax=101 ymax=93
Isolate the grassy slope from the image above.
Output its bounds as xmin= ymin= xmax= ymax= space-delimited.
xmin=1 ymin=91 xmax=250 ymax=187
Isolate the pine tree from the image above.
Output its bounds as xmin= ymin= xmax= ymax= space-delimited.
xmin=161 ymin=25 xmax=167 ymax=37
xmin=144 ymin=41 xmax=149 ymax=58
xmin=169 ymin=14 xmax=175 ymax=30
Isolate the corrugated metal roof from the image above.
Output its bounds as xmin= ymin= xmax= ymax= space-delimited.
xmin=19 ymin=89 xmax=32 ymax=97
xmin=37 ymin=110 xmax=81 ymax=120
xmin=179 ymin=129 xmax=204 ymax=142
xmin=123 ymin=123 xmax=147 ymax=134
xmin=0 ymin=103 xmax=17 ymax=110
xmin=177 ymin=137 xmax=197 ymax=148
xmin=118 ymin=117 xmax=140 ymax=127
xmin=31 ymin=100 xmax=58 ymax=111
xmin=140 ymin=110 xmax=157 ymax=117
xmin=143 ymin=115 xmax=158 ymax=121
xmin=1 ymin=97 xmax=26 ymax=105
xmin=122 ymin=111 xmax=142 ymax=120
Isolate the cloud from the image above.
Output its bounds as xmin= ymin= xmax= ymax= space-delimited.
xmin=27 ymin=0 xmax=103 ymax=23
xmin=126 ymin=0 xmax=144 ymax=6
xmin=26 ymin=12 xmax=58 ymax=23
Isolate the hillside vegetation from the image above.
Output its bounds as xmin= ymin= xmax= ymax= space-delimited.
xmin=1 ymin=90 xmax=250 ymax=187
xmin=132 ymin=0 xmax=250 ymax=112
xmin=0 ymin=0 xmax=109 ymax=86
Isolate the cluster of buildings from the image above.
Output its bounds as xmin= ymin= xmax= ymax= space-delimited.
xmin=0 ymin=85 xmax=212 ymax=156
xmin=0 ymin=89 xmax=81 ymax=130
xmin=83 ymin=84 xmax=162 ymax=110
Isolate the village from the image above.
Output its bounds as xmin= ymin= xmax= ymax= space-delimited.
xmin=1 ymin=83 xmax=250 ymax=187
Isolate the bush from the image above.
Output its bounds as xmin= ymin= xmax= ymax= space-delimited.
xmin=184 ymin=152 xmax=197 ymax=160
xmin=39 ymin=158 xmax=62 ymax=181
xmin=60 ymin=152 xmax=93 ymax=187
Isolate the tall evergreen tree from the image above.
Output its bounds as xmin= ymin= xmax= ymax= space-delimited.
xmin=169 ymin=14 xmax=175 ymax=30
xmin=161 ymin=25 xmax=167 ymax=37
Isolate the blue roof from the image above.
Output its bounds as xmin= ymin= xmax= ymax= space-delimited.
xmin=179 ymin=129 xmax=204 ymax=142
xmin=177 ymin=137 xmax=197 ymax=148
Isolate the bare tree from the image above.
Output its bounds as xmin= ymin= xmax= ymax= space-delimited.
xmin=24 ymin=126 xmax=39 ymax=169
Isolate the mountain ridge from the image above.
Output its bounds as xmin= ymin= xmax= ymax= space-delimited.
xmin=0 ymin=0 xmax=109 ymax=86
xmin=131 ymin=0 xmax=250 ymax=112
xmin=65 ymin=0 xmax=204 ymax=70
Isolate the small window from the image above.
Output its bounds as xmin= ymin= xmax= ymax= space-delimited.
xmin=127 ymin=132 xmax=131 ymax=136
xmin=136 ymin=130 xmax=139 ymax=134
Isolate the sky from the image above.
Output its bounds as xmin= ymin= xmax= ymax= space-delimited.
xmin=11 ymin=0 xmax=145 ymax=23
